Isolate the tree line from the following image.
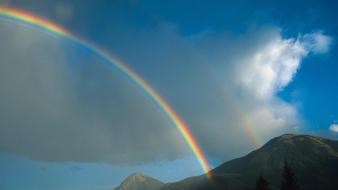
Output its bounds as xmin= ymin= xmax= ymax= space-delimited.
xmin=255 ymin=161 xmax=300 ymax=190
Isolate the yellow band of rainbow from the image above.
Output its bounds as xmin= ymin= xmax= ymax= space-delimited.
xmin=0 ymin=6 xmax=211 ymax=176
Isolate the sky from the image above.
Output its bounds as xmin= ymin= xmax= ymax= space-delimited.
xmin=0 ymin=0 xmax=338 ymax=190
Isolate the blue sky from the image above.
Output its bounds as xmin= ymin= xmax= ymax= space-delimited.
xmin=0 ymin=0 xmax=338 ymax=190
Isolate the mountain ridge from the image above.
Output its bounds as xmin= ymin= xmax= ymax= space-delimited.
xmin=113 ymin=172 xmax=164 ymax=190
xmin=114 ymin=134 xmax=338 ymax=190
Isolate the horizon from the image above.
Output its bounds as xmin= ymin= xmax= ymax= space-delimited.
xmin=0 ymin=1 xmax=338 ymax=190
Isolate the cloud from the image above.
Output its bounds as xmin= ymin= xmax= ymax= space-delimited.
xmin=107 ymin=26 xmax=331 ymax=160
xmin=329 ymin=124 xmax=338 ymax=133
xmin=237 ymin=32 xmax=308 ymax=99
xmin=0 ymin=18 xmax=332 ymax=164
xmin=0 ymin=20 xmax=187 ymax=164
xmin=302 ymin=31 xmax=332 ymax=54
xmin=237 ymin=31 xmax=332 ymax=100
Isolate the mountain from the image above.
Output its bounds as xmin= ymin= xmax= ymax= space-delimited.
xmin=161 ymin=134 xmax=338 ymax=190
xmin=114 ymin=134 xmax=338 ymax=190
xmin=113 ymin=173 xmax=164 ymax=190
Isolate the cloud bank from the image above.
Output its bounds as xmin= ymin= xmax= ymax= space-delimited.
xmin=0 ymin=19 xmax=331 ymax=164
xmin=0 ymin=21 xmax=187 ymax=164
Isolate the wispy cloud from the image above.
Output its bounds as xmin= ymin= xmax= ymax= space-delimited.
xmin=302 ymin=31 xmax=332 ymax=54
xmin=70 ymin=166 xmax=83 ymax=171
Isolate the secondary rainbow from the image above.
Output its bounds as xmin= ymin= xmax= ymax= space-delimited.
xmin=0 ymin=6 xmax=212 ymax=175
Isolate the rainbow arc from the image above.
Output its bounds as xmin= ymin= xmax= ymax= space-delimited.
xmin=0 ymin=6 xmax=212 ymax=176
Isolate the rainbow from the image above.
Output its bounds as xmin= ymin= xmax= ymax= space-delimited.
xmin=218 ymin=88 xmax=261 ymax=147
xmin=0 ymin=6 xmax=212 ymax=175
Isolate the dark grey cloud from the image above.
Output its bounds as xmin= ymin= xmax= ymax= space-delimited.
xmin=0 ymin=20 xmax=187 ymax=164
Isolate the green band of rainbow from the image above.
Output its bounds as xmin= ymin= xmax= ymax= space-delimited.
xmin=0 ymin=6 xmax=211 ymax=175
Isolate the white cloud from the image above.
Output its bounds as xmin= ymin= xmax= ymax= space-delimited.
xmin=237 ymin=35 xmax=307 ymax=99
xmin=231 ymin=30 xmax=331 ymax=146
xmin=329 ymin=124 xmax=338 ymax=133
xmin=237 ymin=31 xmax=331 ymax=100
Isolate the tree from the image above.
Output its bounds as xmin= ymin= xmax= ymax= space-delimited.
xmin=281 ymin=160 xmax=299 ymax=190
xmin=255 ymin=175 xmax=271 ymax=190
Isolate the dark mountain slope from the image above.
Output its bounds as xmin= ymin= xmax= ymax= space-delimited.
xmin=161 ymin=134 xmax=338 ymax=190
